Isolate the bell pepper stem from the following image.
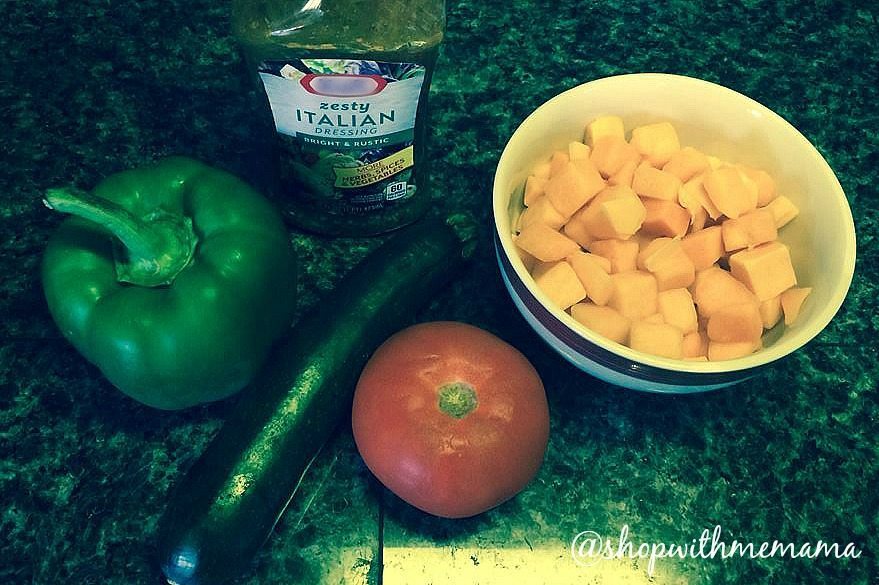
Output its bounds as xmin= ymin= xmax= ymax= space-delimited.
xmin=45 ymin=187 xmax=164 ymax=259
xmin=44 ymin=187 xmax=197 ymax=287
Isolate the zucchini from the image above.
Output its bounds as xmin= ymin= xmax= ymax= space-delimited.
xmin=156 ymin=214 xmax=476 ymax=585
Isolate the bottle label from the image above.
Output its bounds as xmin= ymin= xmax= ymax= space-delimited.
xmin=257 ymin=59 xmax=426 ymax=214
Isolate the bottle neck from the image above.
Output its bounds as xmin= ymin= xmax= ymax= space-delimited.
xmin=233 ymin=0 xmax=445 ymax=56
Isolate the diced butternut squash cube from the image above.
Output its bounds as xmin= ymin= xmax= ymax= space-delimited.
xmin=545 ymin=161 xmax=604 ymax=218
xmin=518 ymin=196 xmax=566 ymax=231
xmin=722 ymin=225 xmax=749 ymax=252
xmin=524 ymin=175 xmax=548 ymax=206
xmin=636 ymin=237 xmax=674 ymax=271
xmin=629 ymin=321 xmax=684 ymax=358
xmin=568 ymin=185 xmax=638 ymax=240
xmin=582 ymin=196 xmax=647 ymax=240
xmin=643 ymin=313 xmax=665 ymax=324
xmin=593 ymin=184 xmax=639 ymax=205
xmin=690 ymin=266 xmax=759 ymax=318
xmin=563 ymin=185 xmax=629 ymax=245
xmin=706 ymin=302 xmax=763 ymax=343
xmin=563 ymin=215 xmax=594 ymax=248
xmin=781 ymin=287 xmax=811 ymax=326
xmin=720 ymin=208 xmax=778 ymax=251
xmin=759 ymin=295 xmax=783 ymax=329
xmin=532 ymin=261 xmax=587 ymax=310
xmin=736 ymin=168 xmax=760 ymax=208
xmin=690 ymin=206 xmax=709 ymax=231
xmin=549 ymin=151 xmax=570 ymax=177
xmin=675 ymin=175 xmax=711 ymax=231
xmin=728 ymin=242 xmax=797 ymax=301
xmin=652 ymin=258 xmax=695 ymax=292
xmin=571 ymin=303 xmax=630 ymax=344
xmin=590 ymin=135 xmax=641 ymax=178
xmin=682 ymin=330 xmax=708 ymax=358
xmin=737 ymin=164 xmax=776 ymax=207
xmin=588 ymin=239 xmax=640 ymax=273
xmin=571 ymin=156 xmax=606 ymax=186
xmin=690 ymin=207 xmax=714 ymax=232
xmin=657 ymin=288 xmax=698 ymax=333
xmin=568 ymin=252 xmax=614 ymax=305
xmin=703 ymin=167 xmax=758 ymax=219
xmin=680 ymin=226 xmax=723 ymax=271
xmin=678 ymin=178 xmax=704 ymax=222
xmin=515 ymin=223 xmax=581 ymax=262
xmin=632 ymin=161 xmax=682 ymax=201
xmin=679 ymin=174 xmax=722 ymax=220
xmin=632 ymin=232 xmax=659 ymax=253
xmin=764 ymin=195 xmax=799 ymax=229
xmin=707 ymin=339 xmax=760 ymax=361
xmin=630 ymin=122 xmax=681 ymax=167
xmin=569 ymin=141 xmax=591 ymax=161
xmin=533 ymin=160 xmax=552 ymax=180
xmin=608 ymin=158 xmax=639 ymax=188
xmin=608 ymin=271 xmax=658 ymax=319
xmin=585 ymin=115 xmax=626 ymax=148
xmin=662 ymin=146 xmax=710 ymax=182
xmin=636 ymin=237 xmax=695 ymax=291
xmin=597 ymin=184 xmax=639 ymax=204
xmin=587 ymin=252 xmax=612 ymax=273
xmin=640 ymin=198 xmax=691 ymax=238
xmin=515 ymin=244 xmax=538 ymax=273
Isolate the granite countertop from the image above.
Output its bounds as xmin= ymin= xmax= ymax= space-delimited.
xmin=1 ymin=1 xmax=877 ymax=584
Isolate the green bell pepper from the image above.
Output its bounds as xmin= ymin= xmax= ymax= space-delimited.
xmin=41 ymin=157 xmax=297 ymax=410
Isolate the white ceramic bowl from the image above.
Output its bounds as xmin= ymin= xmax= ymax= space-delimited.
xmin=493 ymin=73 xmax=856 ymax=393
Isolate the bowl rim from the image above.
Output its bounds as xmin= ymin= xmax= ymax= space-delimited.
xmin=492 ymin=72 xmax=857 ymax=375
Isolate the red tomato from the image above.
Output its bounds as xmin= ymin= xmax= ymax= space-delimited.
xmin=352 ymin=321 xmax=549 ymax=518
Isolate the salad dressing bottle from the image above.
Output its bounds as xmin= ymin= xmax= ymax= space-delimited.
xmin=233 ymin=0 xmax=446 ymax=236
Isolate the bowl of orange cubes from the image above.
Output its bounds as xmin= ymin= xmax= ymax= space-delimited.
xmin=493 ymin=73 xmax=856 ymax=392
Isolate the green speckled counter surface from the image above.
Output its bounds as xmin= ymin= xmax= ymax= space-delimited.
xmin=1 ymin=1 xmax=877 ymax=584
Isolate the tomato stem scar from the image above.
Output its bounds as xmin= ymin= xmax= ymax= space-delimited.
xmin=437 ymin=382 xmax=478 ymax=418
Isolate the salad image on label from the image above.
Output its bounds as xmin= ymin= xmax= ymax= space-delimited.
xmin=258 ymin=58 xmax=426 ymax=216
